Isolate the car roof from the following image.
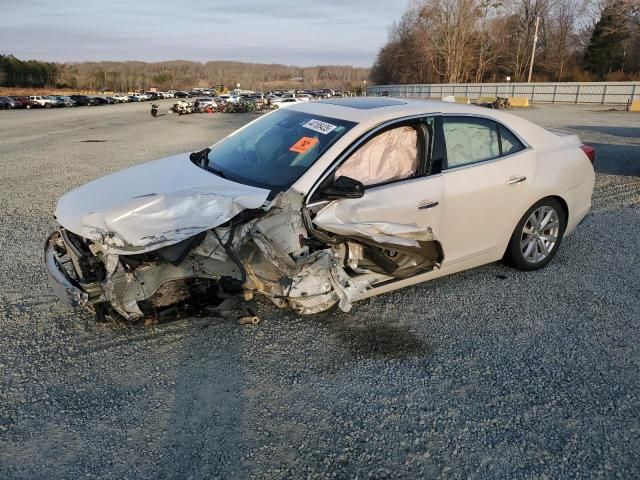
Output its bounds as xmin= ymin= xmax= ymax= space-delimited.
xmin=289 ymin=97 xmax=550 ymax=147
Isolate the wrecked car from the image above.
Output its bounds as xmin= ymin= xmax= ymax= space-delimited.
xmin=45 ymin=97 xmax=595 ymax=321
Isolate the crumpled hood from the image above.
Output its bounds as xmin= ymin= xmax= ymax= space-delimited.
xmin=55 ymin=153 xmax=270 ymax=254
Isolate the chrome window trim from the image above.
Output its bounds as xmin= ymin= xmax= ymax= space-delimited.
xmin=305 ymin=111 xmax=532 ymax=202
xmin=442 ymin=147 xmax=533 ymax=174
xmin=440 ymin=113 xmax=530 ymax=149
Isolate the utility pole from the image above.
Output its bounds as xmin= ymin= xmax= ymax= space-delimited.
xmin=527 ymin=16 xmax=540 ymax=83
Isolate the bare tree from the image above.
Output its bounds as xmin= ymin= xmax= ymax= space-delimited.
xmin=476 ymin=0 xmax=504 ymax=82
xmin=416 ymin=0 xmax=481 ymax=83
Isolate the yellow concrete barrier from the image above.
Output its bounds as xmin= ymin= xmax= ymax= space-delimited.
xmin=628 ymin=100 xmax=640 ymax=112
xmin=454 ymin=96 xmax=470 ymax=104
xmin=507 ymin=97 xmax=530 ymax=108
xmin=476 ymin=96 xmax=497 ymax=104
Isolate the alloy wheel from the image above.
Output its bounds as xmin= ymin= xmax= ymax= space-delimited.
xmin=520 ymin=206 xmax=560 ymax=263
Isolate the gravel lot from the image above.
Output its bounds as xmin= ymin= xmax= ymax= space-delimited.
xmin=1 ymin=101 xmax=639 ymax=479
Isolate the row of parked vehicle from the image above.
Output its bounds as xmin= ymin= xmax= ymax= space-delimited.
xmin=0 ymin=90 xmax=184 ymax=109
xmin=0 ymin=94 xmax=139 ymax=109
xmin=168 ymin=90 xmax=345 ymax=115
xmin=0 ymin=87 xmax=349 ymax=111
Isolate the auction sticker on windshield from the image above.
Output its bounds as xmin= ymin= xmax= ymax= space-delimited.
xmin=290 ymin=137 xmax=319 ymax=154
xmin=303 ymin=119 xmax=337 ymax=135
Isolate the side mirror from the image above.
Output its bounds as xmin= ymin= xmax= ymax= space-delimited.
xmin=318 ymin=175 xmax=364 ymax=200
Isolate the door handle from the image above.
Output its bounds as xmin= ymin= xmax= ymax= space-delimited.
xmin=417 ymin=200 xmax=439 ymax=210
xmin=506 ymin=176 xmax=527 ymax=185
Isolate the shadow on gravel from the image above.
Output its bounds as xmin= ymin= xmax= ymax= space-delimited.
xmin=324 ymin=317 xmax=432 ymax=359
xmin=587 ymin=143 xmax=640 ymax=176
xmin=575 ymin=125 xmax=640 ymax=139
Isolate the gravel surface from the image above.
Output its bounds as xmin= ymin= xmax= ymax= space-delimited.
xmin=0 ymin=102 xmax=639 ymax=479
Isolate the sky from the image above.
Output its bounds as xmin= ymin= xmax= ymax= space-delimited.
xmin=0 ymin=0 xmax=410 ymax=67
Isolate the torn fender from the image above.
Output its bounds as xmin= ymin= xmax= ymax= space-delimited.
xmin=55 ymin=154 xmax=270 ymax=254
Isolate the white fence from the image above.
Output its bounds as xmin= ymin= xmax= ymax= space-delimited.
xmin=366 ymin=82 xmax=640 ymax=105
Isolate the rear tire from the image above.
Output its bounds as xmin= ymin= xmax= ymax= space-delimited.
xmin=505 ymin=197 xmax=567 ymax=271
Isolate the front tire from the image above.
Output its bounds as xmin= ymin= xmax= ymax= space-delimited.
xmin=505 ymin=198 xmax=567 ymax=271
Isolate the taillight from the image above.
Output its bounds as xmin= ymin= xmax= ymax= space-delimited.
xmin=580 ymin=145 xmax=595 ymax=165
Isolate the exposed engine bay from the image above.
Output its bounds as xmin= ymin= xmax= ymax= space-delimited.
xmin=45 ymin=189 xmax=443 ymax=322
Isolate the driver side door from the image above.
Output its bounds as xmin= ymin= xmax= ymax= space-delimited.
xmin=310 ymin=117 xmax=445 ymax=278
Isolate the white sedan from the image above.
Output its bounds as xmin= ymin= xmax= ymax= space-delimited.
xmin=275 ymin=98 xmax=307 ymax=108
xmin=45 ymin=98 xmax=594 ymax=321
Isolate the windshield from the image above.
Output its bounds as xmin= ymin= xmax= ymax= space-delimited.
xmin=205 ymin=109 xmax=356 ymax=191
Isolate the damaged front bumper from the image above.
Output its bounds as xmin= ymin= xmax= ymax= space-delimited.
xmin=45 ymin=231 xmax=95 ymax=309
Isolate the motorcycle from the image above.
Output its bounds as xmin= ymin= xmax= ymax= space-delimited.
xmin=170 ymin=100 xmax=194 ymax=115
xmin=151 ymin=104 xmax=159 ymax=117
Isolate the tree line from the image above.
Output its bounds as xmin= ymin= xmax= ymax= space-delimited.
xmin=370 ymin=0 xmax=640 ymax=85
xmin=0 ymin=55 xmax=59 ymax=88
xmin=0 ymin=55 xmax=370 ymax=92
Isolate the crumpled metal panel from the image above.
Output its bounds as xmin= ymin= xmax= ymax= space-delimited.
xmin=55 ymin=153 xmax=270 ymax=254
xmin=312 ymin=201 xmax=434 ymax=247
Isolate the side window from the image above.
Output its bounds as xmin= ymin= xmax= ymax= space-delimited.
xmin=442 ymin=117 xmax=500 ymax=168
xmin=498 ymin=124 xmax=525 ymax=155
xmin=335 ymin=125 xmax=420 ymax=187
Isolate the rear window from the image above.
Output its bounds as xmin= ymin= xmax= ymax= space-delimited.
xmin=443 ymin=117 xmax=500 ymax=168
xmin=443 ymin=116 xmax=526 ymax=168
xmin=498 ymin=124 xmax=525 ymax=155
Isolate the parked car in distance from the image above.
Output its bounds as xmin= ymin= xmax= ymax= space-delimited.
xmin=69 ymin=95 xmax=97 ymax=106
xmin=113 ymin=94 xmax=130 ymax=103
xmin=53 ymin=96 xmax=76 ymax=107
xmin=274 ymin=98 xmax=306 ymax=108
xmin=101 ymin=96 xmax=117 ymax=104
xmin=0 ymin=96 xmax=22 ymax=109
xmin=44 ymin=96 xmax=65 ymax=107
xmin=8 ymin=96 xmax=31 ymax=108
xmin=194 ymin=97 xmax=217 ymax=111
xmin=128 ymin=95 xmax=142 ymax=102
xmin=173 ymin=91 xmax=190 ymax=98
xmin=216 ymin=94 xmax=238 ymax=103
xmin=29 ymin=95 xmax=57 ymax=108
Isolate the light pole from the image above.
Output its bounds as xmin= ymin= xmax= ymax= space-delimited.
xmin=527 ymin=16 xmax=540 ymax=84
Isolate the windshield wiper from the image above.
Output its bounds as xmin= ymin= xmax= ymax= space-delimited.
xmin=207 ymin=165 xmax=230 ymax=179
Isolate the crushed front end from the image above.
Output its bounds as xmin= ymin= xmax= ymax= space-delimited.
xmin=43 ymin=191 xmax=375 ymax=322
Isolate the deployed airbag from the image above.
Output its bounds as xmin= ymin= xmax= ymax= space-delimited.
xmin=335 ymin=126 xmax=418 ymax=186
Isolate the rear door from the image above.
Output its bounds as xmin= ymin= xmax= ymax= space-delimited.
xmin=310 ymin=116 xmax=445 ymax=278
xmin=438 ymin=115 xmax=537 ymax=265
